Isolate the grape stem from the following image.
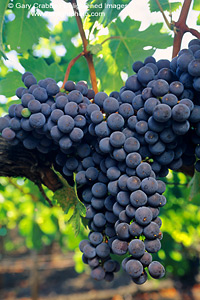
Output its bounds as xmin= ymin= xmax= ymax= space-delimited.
xmin=66 ymin=0 xmax=98 ymax=94
xmin=156 ymin=0 xmax=200 ymax=58
xmin=101 ymin=36 xmax=121 ymax=45
xmin=172 ymin=0 xmax=200 ymax=57
xmin=37 ymin=183 xmax=53 ymax=207
xmin=61 ymin=51 xmax=84 ymax=89
xmin=155 ymin=0 xmax=172 ymax=30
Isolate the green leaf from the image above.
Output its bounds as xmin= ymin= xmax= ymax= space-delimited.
xmin=53 ymin=172 xmax=86 ymax=236
xmin=86 ymin=0 xmax=130 ymax=28
xmin=0 ymin=0 xmax=9 ymax=59
xmin=94 ymin=51 xmax=123 ymax=93
xmin=60 ymin=18 xmax=79 ymax=46
xmin=197 ymin=13 xmax=200 ymax=25
xmin=101 ymin=0 xmax=131 ymax=27
xmin=87 ymin=43 xmax=102 ymax=54
xmin=26 ymin=0 xmax=53 ymax=12
xmin=96 ymin=17 xmax=173 ymax=93
xmin=86 ymin=0 xmax=104 ymax=26
xmin=108 ymin=17 xmax=173 ymax=74
xmin=5 ymin=0 xmax=49 ymax=52
xmin=0 ymin=71 xmax=23 ymax=97
xmin=149 ymin=0 xmax=181 ymax=12
xmin=193 ymin=0 xmax=200 ymax=11
xmin=20 ymin=56 xmax=63 ymax=82
xmin=189 ymin=171 xmax=200 ymax=201
xmin=31 ymin=223 xmax=43 ymax=250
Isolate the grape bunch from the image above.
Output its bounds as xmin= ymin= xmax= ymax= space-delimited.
xmin=1 ymin=38 xmax=200 ymax=285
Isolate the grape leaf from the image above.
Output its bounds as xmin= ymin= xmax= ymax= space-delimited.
xmin=53 ymin=172 xmax=86 ymax=236
xmin=59 ymin=18 xmax=79 ymax=46
xmin=193 ymin=0 xmax=200 ymax=11
xmin=20 ymin=56 xmax=63 ymax=82
xmin=101 ymin=0 xmax=131 ymax=27
xmin=107 ymin=17 xmax=173 ymax=74
xmin=189 ymin=171 xmax=200 ymax=201
xmin=87 ymin=43 xmax=102 ymax=54
xmin=0 ymin=0 xmax=9 ymax=59
xmin=0 ymin=71 xmax=24 ymax=97
xmin=94 ymin=49 xmax=124 ymax=94
xmin=197 ymin=14 xmax=200 ymax=25
xmin=25 ymin=0 xmax=53 ymax=12
xmin=5 ymin=0 xmax=50 ymax=52
xmin=86 ymin=0 xmax=130 ymax=28
xmin=148 ymin=0 xmax=181 ymax=12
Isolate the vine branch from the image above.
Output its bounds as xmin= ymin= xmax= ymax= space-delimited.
xmin=172 ymin=0 xmax=192 ymax=57
xmin=176 ymin=0 xmax=192 ymax=25
xmin=156 ymin=0 xmax=200 ymax=58
xmin=70 ymin=0 xmax=88 ymax=53
xmin=0 ymin=137 xmax=63 ymax=193
xmin=61 ymin=51 xmax=84 ymax=89
xmin=67 ymin=0 xmax=98 ymax=94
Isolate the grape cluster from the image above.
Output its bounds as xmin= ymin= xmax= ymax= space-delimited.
xmin=1 ymin=38 xmax=200 ymax=285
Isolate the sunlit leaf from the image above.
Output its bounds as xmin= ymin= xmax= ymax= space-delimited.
xmin=0 ymin=0 xmax=9 ymax=59
xmin=20 ymin=56 xmax=63 ymax=82
xmin=0 ymin=71 xmax=23 ymax=97
xmin=193 ymin=0 xmax=200 ymax=11
xmin=107 ymin=17 xmax=173 ymax=75
xmin=189 ymin=171 xmax=200 ymax=202
xmin=148 ymin=0 xmax=181 ymax=12
xmin=86 ymin=0 xmax=130 ymax=29
xmin=5 ymin=0 xmax=50 ymax=52
xmin=197 ymin=13 xmax=200 ymax=25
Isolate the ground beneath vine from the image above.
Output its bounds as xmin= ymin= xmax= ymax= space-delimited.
xmin=0 ymin=251 xmax=200 ymax=300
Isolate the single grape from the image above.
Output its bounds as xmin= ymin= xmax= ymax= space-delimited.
xmin=57 ymin=115 xmax=74 ymax=133
xmin=126 ymin=152 xmax=142 ymax=168
xmin=115 ymin=223 xmax=130 ymax=240
xmin=132 ymin=270 xmax=148 ymax=285
xmin=112 ymin=239 xmax=128 ymax=255
xmin=117 ymin=191 xmax=130 ymax=206
xmin=135 ymin=207 xmax=153 ymax=225
xmin=96 ymin=242 xmax=110 ymax=258
xmin=126 ymin=176 xmax=141 ymax=192
xmin=144 ymin=238 xmax=161 ymax=253
xmin=109 ymin=131 xmax=126 ymax=148
xmin=129 ymin=222 xmax=143 ymax=237
xmin=140 ymin=252 xmax=152 ymax=267
xmin=107 ymin=113 xmax=125 ymax=130
xmin=125 ymin=75 xmax=142 ymax=91
xmin=138 ymin=66 xmax=155 ymax=84
xmin=125 ymin=259 xmax=143 ymax=278
xmin=148 ymin=261 xmax=165 ymax=279
xmin=89 ymin=232 xmax=103 ymax=246
xmin=91 ymin=267 xmax=105 ymax=281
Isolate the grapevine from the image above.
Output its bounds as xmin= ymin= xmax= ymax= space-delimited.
xmin=1 ymin=35 xmax=200 ymax=283
xmin=0 ymin=0 xmax=200 ymax=289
